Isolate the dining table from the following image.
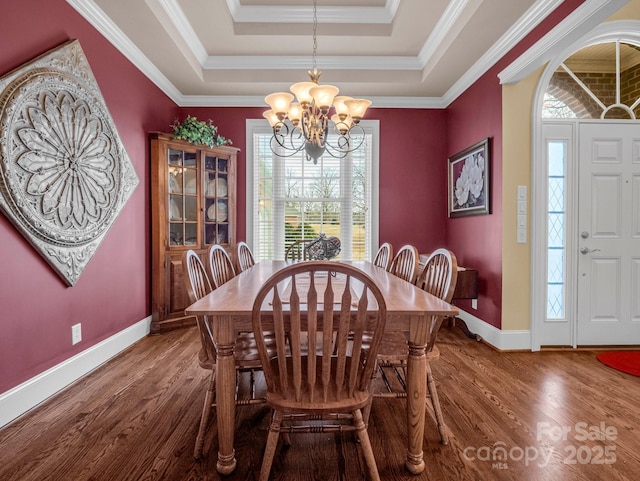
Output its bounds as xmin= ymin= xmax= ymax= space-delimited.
xmin=185 ymin=260 xmax=459 ymax=475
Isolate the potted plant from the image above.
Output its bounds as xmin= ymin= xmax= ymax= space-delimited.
xmin=172 ymin=115 xmax=232 ymax=147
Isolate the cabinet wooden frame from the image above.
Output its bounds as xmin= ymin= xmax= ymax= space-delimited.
xmin=150 ymin=132 xmax=239 ymax=333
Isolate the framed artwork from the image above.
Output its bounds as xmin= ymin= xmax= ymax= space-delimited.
xmin=0 ymin=40 xmax=139 ymax=285
xmin=448 ymin=138 xmax=490 ymax=217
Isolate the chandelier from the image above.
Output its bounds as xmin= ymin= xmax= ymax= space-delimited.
xmin=263 ymin=0 xmax=372 ymax=164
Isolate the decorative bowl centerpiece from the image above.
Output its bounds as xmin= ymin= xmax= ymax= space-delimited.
xmin=305 ymin=233 xmax=341 ymax=260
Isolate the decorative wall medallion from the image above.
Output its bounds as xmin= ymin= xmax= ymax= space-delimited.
xmin=0 ymin=40 xmax=139 ymax=286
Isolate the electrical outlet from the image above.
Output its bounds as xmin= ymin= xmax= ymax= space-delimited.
xmin=71 ymin=323 xmax=82 ymax=345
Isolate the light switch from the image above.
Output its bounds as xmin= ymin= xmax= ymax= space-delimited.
xmin=517 ymin=185 xmax=527 ymax=200
xmin=518 ymin=200 xmax=526 ymax=214
xmin=518 ymin=214 xmax=527 ymax=228
xmin=517 ymin=228 xmax=527 ymax=244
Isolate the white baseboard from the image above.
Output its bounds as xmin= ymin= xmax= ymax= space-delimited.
xmin=0 ymin=316 xmax=151 ymax=429
xmin=458 ymin=310 xmax=532 ymax=351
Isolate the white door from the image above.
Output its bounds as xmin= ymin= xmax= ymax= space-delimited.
xmin=576 ymin=122 xmax=640 ymax=345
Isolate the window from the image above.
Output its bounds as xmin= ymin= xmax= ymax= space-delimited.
xmin=543 ymin=41 xmax=640 ymax=119
xmin=246 ymin=120 xmax=379 ymax=261
xmin=547 ymin=140 xmax=566 ymax=319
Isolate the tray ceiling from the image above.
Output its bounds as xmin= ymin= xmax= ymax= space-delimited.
xmin=66 ymin=0 xmax=624 ymax=108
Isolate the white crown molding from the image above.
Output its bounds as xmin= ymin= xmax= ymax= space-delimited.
xmin=442 ymin=0 xmax=563 ymax=105
xmin=498 ymin=0 xmax=631 ymax=84
xmin=177 ymin=94 xmax=447 ymax=109
xmin=225 ymin=0 xmax=400 ymax=24
xmin=66 ymin=0 xmax=183 ymax=104
xmin=67 ymin=0 xmax=618 ymax=108
xmin=152 ymin=0 xmax=208 ymax=65
xmin=203 ymin=54 xmax=422 ymax=70
xmin=418 ymin=0 xmax=481 ymax=78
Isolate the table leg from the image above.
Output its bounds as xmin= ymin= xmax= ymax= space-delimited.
xmin=448 ymin=316 xmax=482 ymax=341
xmin=213 ymin=317 xmax=237 ymax=474
xmin=405 ymin=339 xmax=427 ymax=474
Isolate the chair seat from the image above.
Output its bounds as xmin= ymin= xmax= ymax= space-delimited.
xmin=265 ymin=356 xmax=370 ymax=411
xmin=198 ymin=331 xmax=277 ymax=370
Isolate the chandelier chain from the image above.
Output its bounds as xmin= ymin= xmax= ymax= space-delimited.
xmin=312 ymin=0 xmax=318 ymax=72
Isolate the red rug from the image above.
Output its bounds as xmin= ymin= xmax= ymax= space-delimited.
xmin=597 ymin=351 xmax=640 ymax=377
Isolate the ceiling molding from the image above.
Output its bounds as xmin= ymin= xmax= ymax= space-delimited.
xmin=152 ymin=0 xmax=208 ymax=65
xmin=441 ymin=0 xmax=563 ymax=105
xmin=67 ymin=0 xmax=622 ymax=109
xmin=224 ymin=0 xmax=401 ymax=24
xmin=498 ymin=0 xmax=631 ymax=84
xmin=177 ymin=94 xmax=448 ymax=109
xmin=203 ymin=55 xmax=422 ymax=70
xmin=66 ymin=0 xmax=183 ymax=104
xmin=419 ymin=0 xmax=483 ymax=81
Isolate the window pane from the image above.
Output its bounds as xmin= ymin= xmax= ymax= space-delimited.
xmin=547 ymin=141 xmax=566 ymax=319
xmin=254 ymin=132 xmax=372 ymax=261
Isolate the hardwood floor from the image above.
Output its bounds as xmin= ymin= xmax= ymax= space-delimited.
xmin=1 ymin=326 xmax=639 ymax=481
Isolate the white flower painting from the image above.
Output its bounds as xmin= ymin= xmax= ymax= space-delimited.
xmin=448 ymin=139 xmax=490 ymax=217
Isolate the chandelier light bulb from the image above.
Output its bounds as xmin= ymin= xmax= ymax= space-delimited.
xmin=265 ymin=92 xmax=294 ymax=120
xmin=331 ymin=113 xmax=352 ymax=135
xmin=332 ymin=96 xmax=353 ymax=121
xmin=290 ymin=82 xmax=316 ymax=109
xmin=262 ymin=110 xmax=281 ymax=132
xmin=309 ymin=84 xmax=339 ymax=114
xmin=344 ymin=98 xmax=372 ymax=123
xmin=287 ymin=102 xmax=303 ymax=126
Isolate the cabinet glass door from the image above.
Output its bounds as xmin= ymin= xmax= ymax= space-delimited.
xmin=203 ymin=154 xmax=229 ymax=245
xmin=168 ymin=149 xmax=198 ymax=246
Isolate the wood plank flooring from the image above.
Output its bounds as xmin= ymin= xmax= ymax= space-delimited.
xmin=1 ymin=326 xmax=639 ymax=481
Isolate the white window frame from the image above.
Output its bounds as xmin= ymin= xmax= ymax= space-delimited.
xmin=245 ymin=119 xmax=379 ymax=261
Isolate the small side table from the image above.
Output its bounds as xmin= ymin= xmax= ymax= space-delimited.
xmin=449 ymin=268 xmax=481 ymax=341
xmin=418 ymin=254 xmax=481 ymax=341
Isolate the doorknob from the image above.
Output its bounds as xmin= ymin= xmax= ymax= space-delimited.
xmin=581 ymin=231 xmax=589 ymax=239
xmin=580 ymin=247 xmax=601 ymax=254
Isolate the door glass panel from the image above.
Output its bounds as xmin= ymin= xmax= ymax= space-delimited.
xmin=183 ymin=152 xmax=197 ymax=167
xmin=202 ymin=154 xmax=231 ymax=246
xmin=184 ymin=223 xmax=197 ymax=245
xmin=184 ymin=168 xmax=197 ymax=195
xmin=547 ymin=141 xmax=566 ymax=319
xmin=184 ymin=196 xmax=197 ymax=221
xmin=169 ymin=223 xmax=183 ymax=246
xmin=169 ymin=194 xmax=183 ymax=221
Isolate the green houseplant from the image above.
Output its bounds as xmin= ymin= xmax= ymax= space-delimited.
xmin=172 ymin=116 xmax=232 ymax=147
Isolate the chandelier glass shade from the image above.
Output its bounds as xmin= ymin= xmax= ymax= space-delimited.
xmin=263 ymin=1 xmax=372 ymax=163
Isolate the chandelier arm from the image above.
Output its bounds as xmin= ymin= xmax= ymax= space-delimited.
xmin=323 ymin=124 xmax=366 ymax=154
xmin=269 ymin=135 xmax=306 ymax=158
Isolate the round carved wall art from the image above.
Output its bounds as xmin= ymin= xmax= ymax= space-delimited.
xmin=0 ymin=40 xmax=139 ymax=286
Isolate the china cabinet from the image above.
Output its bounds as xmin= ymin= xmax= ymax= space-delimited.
xmin=150 ymin=132 xmax=239 ymax=333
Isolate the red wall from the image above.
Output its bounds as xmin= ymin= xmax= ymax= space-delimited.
xmin=445 ymin=0 xmax=587 ymax=328
xmin=181 ymin=107 xmax=449 ymax=253
xmin=0 ymin=0 xmax=178 ymax=393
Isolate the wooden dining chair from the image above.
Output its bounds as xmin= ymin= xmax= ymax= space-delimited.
xmin=388 ymin=244 xmax=419 ymax=284
xmin=236 ymin=241 xmax=256 ymax=272
xmin=284 ymin=238 xmax=315 ymax=261
xmin=251 ymin=261 xmax=387 ymax=481
xmin=373 ymin=248 xmax=458 ymax=445
xmin=208 ymin=244 xmax=236 ymax=288
xmin=372 ymin=242 xmax=393 ymax=271
xmin=182 ymin=250 xmax=272 ymax=459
